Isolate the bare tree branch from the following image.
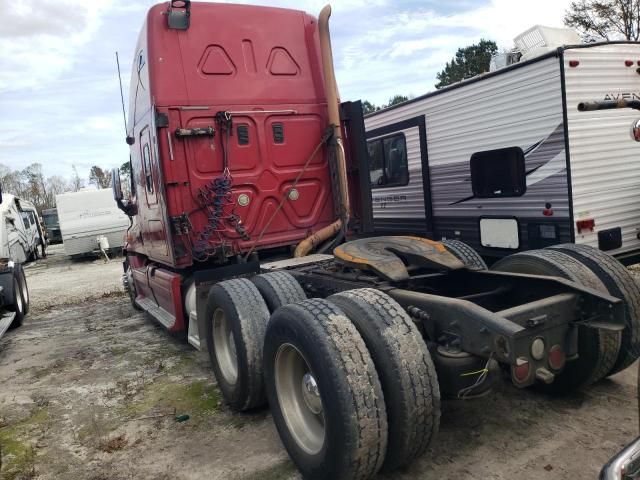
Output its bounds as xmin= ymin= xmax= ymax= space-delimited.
xmin=565 ymin=0 xmax=640 ymax=40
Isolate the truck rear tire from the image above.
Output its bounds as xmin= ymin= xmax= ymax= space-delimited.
xmin=547 ymin=243 xmax=640 ymax=375
xmin=492 ymin=249 xmax=621 ymax=390
xmin=264 ymin=298 xmax=387 ymax=480
xmin=8 ymin=275 xmax=25 ymax=328
xmin=205 ymin=278 xmax=270 ymax=411
xmin=251 ymin=271 xmax=306 ymax=313
xmin=328 ymin=288 xmax=440 ymax=471
xmin=124 ymin=265 xmax=142 ymax=311
xmin=441 ymin=239 xmax=487 ymax=270
xmin=14 ymin=264 xmax=29 ymax=315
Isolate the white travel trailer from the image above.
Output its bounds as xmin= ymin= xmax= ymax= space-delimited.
xmin=56 ymin=189 xmax=129 ymax=257
xmin=364 ymin=27 xmax=640 ymax=263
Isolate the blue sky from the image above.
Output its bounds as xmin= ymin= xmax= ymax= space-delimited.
xmin=0 ymin=0 xmax=572 ymax=181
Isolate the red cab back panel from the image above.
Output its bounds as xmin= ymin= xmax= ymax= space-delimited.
xmin=133 ymin=3 xmax=336 ymax=267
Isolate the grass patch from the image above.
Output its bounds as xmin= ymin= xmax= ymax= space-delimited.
xmin=0 ymin=408 xmax=48 ymax=479
xmin=123 ymin=379 xmax=221 ymax=419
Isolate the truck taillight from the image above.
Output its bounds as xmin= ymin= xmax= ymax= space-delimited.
xmin=512 ymin=357 xmax=530 ymax=383
xmin=569 ymin=60 xmax=579 ymax=67
xmin=548 ymin=345 xmax=565 ymax=371
xmin=576 ymin=218 xmax=595 ymax=234
xmin=626 ymin=60 xmax=634 ymax=67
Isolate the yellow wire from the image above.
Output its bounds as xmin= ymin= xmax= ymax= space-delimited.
xmin=460 ymin=368 xmax=489 ymax=377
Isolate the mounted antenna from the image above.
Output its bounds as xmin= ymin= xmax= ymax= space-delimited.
xmin=116 ymin=52 xmax=135 ymax=146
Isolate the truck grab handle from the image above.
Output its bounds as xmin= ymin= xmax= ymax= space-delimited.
xmin=578 ymin=100 xmax=640 ymax=111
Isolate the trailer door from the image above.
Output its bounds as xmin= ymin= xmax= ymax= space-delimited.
xmin=365 ymin=116 xmax=432 ymax=236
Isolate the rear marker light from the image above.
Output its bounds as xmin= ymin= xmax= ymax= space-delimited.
xmin=512 ymin=357 xmax=531 ymax=383
xmin=626 ymin=60 xmax=634 ymax=67
xmin=569 ymin=60 xmax=579 ymax=67
xmin=548 ymin=345 xmax=566 ymax=371
xmin=576 ymin=218 xmax=595 ymax=234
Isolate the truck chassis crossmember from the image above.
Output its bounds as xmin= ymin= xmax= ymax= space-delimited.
xmin=284 ymin=256 xmax=624 ymax=388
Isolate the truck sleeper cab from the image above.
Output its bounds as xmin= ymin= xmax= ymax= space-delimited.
xmin=117 ymin=3 xmax=640 ymax=479
xmin=0 ymin=188 xmax=31 ymax=340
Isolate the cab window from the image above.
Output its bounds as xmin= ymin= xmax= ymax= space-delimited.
xmin=142 ymin=143 xmax=153 ymax=194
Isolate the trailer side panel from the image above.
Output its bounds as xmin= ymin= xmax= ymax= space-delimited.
xmin=564 ymin=44 xmax=640 ymax=259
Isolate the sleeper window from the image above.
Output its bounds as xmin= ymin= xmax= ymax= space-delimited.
xmin=142 ymin=144 xmax=153 ymax=194
xmin=367 ymin=134 xmax=409 ymax=188
xmin=470 ymin=147 xmax=526 ymax=198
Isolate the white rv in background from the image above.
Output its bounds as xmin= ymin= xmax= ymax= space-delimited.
xmin=0 ymin=194 xmax=44 ymax=263
xmin=364 ymin=26 xmax=640 ymax=263
xmin=56 ymin=189 xmax=129 ymax=257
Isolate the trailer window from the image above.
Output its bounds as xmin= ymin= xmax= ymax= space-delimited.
xmin=142 ymin=144 xmax=153 ymax=193
xmin=367 ymin=134 xmax=409 ymax=188
xmin=470 ymin=147 xmax=526 ymax=198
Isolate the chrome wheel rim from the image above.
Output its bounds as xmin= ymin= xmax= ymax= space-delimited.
xmin=14 ymin=278 xmax=23 ymax=313
xmin=19 ymin=273 xmax=28 ymax=305
xmin=212 ymin=308 xmax=238 ymax=385
xmin=275 ymin=343 xmax=324 ymax=455
xmin=126 ymin=268 xmax=136 ymax=301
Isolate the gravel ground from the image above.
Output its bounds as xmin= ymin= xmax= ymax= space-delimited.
xmin=0 ymin=247 xmax=637 ymax=479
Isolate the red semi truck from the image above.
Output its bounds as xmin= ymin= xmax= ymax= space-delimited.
xmin=113 ymin=2 xmax=640 ymax=479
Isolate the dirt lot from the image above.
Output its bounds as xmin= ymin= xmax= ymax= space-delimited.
xmin=0 ymin=245 xmax=638 ymax=480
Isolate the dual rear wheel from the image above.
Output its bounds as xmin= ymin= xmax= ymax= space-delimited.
xmin=205 ymin=272 xmax=440 ymax=479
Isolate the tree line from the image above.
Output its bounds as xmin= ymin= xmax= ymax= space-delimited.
xmin=367 ymin=1 xmax=640 ymax=104
xmin=0 ymin=163 xmax=126 ymax=213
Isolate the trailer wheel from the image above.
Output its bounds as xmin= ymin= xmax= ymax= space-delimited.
xmin=441 ymin=239 xmax=487 ymax=270
xmin=8 ymin=274 xmax=25 ymax=328
xmin=264 ymin=298 xmax=387 ymax=480
xmin=328 ymin=288 xmax=440 ymax=471
xmin=251 ymin=271 xmax=306 ymax=313
xmin=205 ymin=278 xmax=270 ymax=411
xmin=492 ymin=249 xmax=621 ymax=390
xmin=14 ymin=264 xmax=29 ymax=315
xmin=547 ymin=243 xmax=640 ymax=375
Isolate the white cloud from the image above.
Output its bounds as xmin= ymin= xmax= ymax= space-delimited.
xmin=0 ymin=0 xmax=114 ymax=91
xmin=335 ymin=0 xmax=574 ymax=104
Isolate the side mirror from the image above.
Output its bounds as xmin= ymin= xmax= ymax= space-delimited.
xmin=631 ymin=118 xmax=640 ymax=142
xmin=112 ymin=168 xmax=123 ymax=203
